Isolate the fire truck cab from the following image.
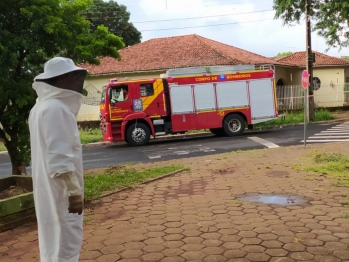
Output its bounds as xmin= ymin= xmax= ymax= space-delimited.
xmin=99 ymin=65 xmax=280 ymax=146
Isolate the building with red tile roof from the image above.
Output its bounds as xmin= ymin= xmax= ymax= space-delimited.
xmin=81 ymin=34 xmax=283 ymax=76
xmin=275 ymin=51 xmax=349 ymax=67
xmin=77 ymin=34 xmax=349 ymax=121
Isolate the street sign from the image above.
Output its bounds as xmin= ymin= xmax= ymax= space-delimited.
xmin=302 ymin=70 xmax=309 ymax=146
xmin=302 ymin=70 xmax=309 ymax=89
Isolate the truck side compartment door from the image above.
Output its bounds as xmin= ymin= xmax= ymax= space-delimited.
xmin=248 ymin=79 xmax=276 ymax=122
xmin=216 ymin=81 xmax=249 ymax=110
xmin=194 ymin=83 xmax=220 ymax=129
xmin=169 ymin=84 xmax=197 ymax=131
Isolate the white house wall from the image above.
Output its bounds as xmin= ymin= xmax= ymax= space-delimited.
xmin=313 ymin=67 xmax=345 ymax=107
xmin=276 ymin=65 xmax=349 ymax=109
xmin=275 ymin=66 xmax=302 ymax=86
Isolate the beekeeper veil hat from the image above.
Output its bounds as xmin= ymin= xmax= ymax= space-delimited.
xmin=34 ymin=57 xmax=87 ymax=94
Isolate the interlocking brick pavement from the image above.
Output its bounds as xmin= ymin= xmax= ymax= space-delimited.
xmin=1 ymin=143 xmax=349 ymax=261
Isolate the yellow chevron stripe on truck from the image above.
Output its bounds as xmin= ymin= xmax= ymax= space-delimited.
xmin=141 ymin=79 xmax=164 ymax=111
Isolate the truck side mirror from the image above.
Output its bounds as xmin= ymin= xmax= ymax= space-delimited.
xmin=108 ymin=88 xmax=112 ymax=102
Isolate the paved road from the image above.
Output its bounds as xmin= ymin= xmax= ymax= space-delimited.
xmin=0 ymin=122 xmax=345 ymax=177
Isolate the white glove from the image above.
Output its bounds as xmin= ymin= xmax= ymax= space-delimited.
xmin=57 ymin=171 xmax=83 ymax=215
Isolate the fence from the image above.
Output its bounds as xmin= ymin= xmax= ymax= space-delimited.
xmin=276 ymin=85 xmax=304 ymax=110
xmin=82 ymin=90 xmax=102 ymax=106
xmin=276 ymin=84 xmax=349 ymax=111
xmin=345 ymin=84 xmax=349 ymax=103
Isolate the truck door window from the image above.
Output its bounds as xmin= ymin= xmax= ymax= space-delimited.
xmin=140 ymin=83 xmax=154 ymax=97
xmin=110 ymin=85 xmax=129 ymax=105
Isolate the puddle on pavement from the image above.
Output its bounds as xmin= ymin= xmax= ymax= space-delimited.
xmin=235 ymin=193 xmax=310 ymax=206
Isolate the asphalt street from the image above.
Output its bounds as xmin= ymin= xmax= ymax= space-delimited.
xmin=0 ymin=122 xmax=345 ymax=178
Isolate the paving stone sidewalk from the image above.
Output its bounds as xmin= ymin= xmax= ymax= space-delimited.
xmin=1 ymin=143 xmax=349 ymax=262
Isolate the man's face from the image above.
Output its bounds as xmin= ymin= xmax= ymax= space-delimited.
xmin=54 ymin=70 xmax=87 ymax=94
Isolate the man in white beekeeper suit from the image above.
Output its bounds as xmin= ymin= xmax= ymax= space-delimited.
xmin=29 ymin=57 xmax=87 ymax=262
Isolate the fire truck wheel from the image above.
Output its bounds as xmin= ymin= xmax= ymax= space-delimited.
xmin=126 ymin=122 xmax=150 ymax=146
xmin=209 ymin=128 xmax=225 ymax=136
xmin=223 ymin=114 xmax=245 ymax=136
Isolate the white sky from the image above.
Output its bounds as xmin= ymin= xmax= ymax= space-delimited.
xmin=116 ymin=0 xmax=349 ymax=58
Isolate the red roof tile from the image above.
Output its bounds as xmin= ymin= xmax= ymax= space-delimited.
xmin=80 ymin=34 xmax=282 ymax=75
xmin=276 ymin=51 xmax=349 ymax=67
xmin=197 ymin=36 xmax=282 ymax=66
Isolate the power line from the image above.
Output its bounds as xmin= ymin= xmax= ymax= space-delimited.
xmin=82 ymin=0 xmax=268 ymax=15
xmin=83 ymin=9 xmax=273 ymax=23
xmin=117 ymin=0 xmax=263 ymax=3
xmin=117 ymin=0 xmax=267 ymax=8
xmin=132 ymin=10 xmax=273 ymax=23
xmin=139 ymin=18 xmax=274 ymax=32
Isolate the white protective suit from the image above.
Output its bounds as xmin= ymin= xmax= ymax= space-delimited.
xmin=29 ymin=81 xmax=84 ymax=262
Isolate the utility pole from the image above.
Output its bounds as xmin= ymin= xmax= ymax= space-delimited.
xmin=306 ymin=0 xmax=315 ymax=121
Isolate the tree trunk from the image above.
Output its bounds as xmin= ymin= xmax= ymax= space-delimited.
xmin=5 ymin=138 xmax=25 ymax=175
xmin=0 ymin=120 xmax=30 ymax=176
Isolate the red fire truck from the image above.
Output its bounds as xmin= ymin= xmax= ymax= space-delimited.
xmin=99 ymin=65 xmax=280 ymax=146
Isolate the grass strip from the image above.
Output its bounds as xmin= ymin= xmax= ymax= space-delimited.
xmin=254 ymin=109 xmax=335 ymax=129
xmin=293 ymin=151 xmax=349 ymax=188
xmin=79 ymin=128 xmax=104 ymax=144
xmin=84 ymin=164 xmax=184 ymax=200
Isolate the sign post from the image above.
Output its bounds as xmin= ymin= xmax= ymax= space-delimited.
xmin=302 ymin=70 xmax=309 ymax=146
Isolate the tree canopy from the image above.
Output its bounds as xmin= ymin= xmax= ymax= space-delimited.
xmin=0 ymin=0 xmax=125 ymax=175
xmin=276 ymin=51 xmax=293 ymax=57
xmin=273 ymin=0 xmax=349 ymax=49
xmin=83 ymin=0 xmax=142 ymax=47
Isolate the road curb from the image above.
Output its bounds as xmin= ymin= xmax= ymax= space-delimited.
xmin=255 ymin=117 xmax=349 ymax=131
xmin=87 ymin=168 xmax=187 ymax=202
xmin=0 ymin=133 xmax=213 ymax=155
xmin=81 ymin=132 xmax=213 ymax=148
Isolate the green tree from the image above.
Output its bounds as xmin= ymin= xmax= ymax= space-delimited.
xmin=83 ymin=0 xmax=142 ymax=47
xmin=0 ymin=0 xmax=125 ymax=175
xmin=273 ymin=0 xmax=349 ymax=49
xmin=276 ymin=51 xmax=293 ymax=57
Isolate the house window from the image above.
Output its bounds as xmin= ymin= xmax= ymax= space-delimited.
xmin=140 ymin=83 xmax=154 ymax=97
xmin=313 ymin=77 xmax=321 ymax=91
xmin=346 ymin=76 xmax=349 ymax=83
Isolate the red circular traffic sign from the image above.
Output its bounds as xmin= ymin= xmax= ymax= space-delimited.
xmin=302 ymin=70 xmax=309 ymax=89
